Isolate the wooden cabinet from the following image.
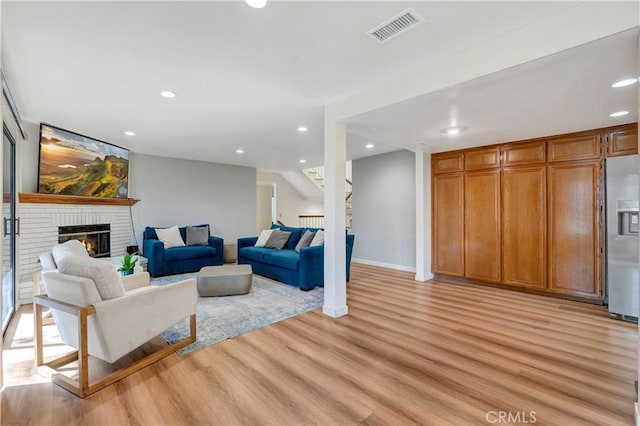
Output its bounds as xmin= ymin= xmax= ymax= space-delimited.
xmin=502 ymin=166 xmax=546 ymax=289
xmin=464 ymin=170 xmax=501 ymax=282
xmin=433 ymin=152 xmax=464 ymax=174
xmin=431 ymin=125 xmax=613 ymax=302
xmin=432 ymin=174 xmax=464 ymax=276
xmin=547 ymin=162 xmax=601 ymax=298
xmin=464 ymin=146 xmax=500 ymax=171
xmin=502 ymin=140 xmax=546 ymax=166
xmin=548 ymin=132 xmax=601 ymax=163
xmin=607 ymin=124 xmax=638 ymax=157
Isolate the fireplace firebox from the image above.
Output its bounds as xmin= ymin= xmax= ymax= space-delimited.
xmin=58 ymin=224 xmax=111 ymax=258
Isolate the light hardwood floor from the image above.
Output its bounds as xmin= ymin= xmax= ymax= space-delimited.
xmin=1 ymin=263 xmax=637 ymax=425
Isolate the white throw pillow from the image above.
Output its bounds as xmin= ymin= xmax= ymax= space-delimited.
xmin=156 ymin=226 xmax=185 ymax=248
xmin=52 ymin=240 xmax=89 ymax=266
xmin=254 ymin=229 xmax=273 ymax=247
xmin=57 ymin=255 xmax=126 ymax=300
xmin=309 ymin=230 xmax=324 ymax=247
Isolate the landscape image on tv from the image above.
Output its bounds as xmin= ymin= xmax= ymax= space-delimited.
xmin=38 ymin=124 xmax=129 ymax=198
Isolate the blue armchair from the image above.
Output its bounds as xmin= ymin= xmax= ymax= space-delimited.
xmin=143 ymin=225 xmax=223 ymax=277
xmin=237 ymin=225 xmax=355 ymax=291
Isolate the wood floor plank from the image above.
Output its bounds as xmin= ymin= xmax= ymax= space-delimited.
xmin=2 ymin=263 xmax=636 ymax=425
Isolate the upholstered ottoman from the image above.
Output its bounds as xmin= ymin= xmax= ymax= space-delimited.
xmin=196 ymin=265 xmax=252 ymax=297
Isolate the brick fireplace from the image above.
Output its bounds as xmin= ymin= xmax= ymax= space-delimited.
xmin=18 ymin=201 xmax=133 ymax=305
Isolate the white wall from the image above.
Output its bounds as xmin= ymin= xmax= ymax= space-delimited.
xmin=17 ymin=125 xmax=258 ymax=245
xmin=257 ymin=171 xmax=323 ymax=228
xmin=129 ymin=153 xmax=256 ymax=245
xmin=17 ymin=120 xmax=39 ymax=193
xmin=352 ymin=150 xmax=416 ymax=270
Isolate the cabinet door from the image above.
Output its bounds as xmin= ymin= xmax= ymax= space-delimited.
xmin=607 ymin=125 xmax=638 ymax=157
xmin=548 ymin=132 xmax=601 ymax=163
xmin=465 ymin=146 xmax=500 ymax=171
xmin=433 ymin=152 xmax=464 ymax=174
xmin=464 ymin=170 xmax=501 ymax=282
xmin=548 ymin=163 xmax=601 ymax=298
xmin=502 ymin=166 xmax=546 ymax=288
xmin=502 ymin=140 xmax=546 ymax=166
xmin=432 ymin=174 xmax=464 ymax=276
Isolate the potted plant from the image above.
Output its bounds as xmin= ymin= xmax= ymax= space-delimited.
xmin=118 ymin=252 xmax=138 ymax=276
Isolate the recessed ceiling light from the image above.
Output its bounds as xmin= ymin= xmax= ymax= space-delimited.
xmin=160 ymin=90 xmax=176 ymax=98
xmin=236 ymin=149 xmax=244 ymax=154
xmin=365 ymin=143 xmax=374 ymax=149
xmin=299 ymin=159 xmax=307 ymax=164
xmin=245 ymin=0 xmax=267 ymax=8
xmin=609 ymin=111 xmax=630 ymax=118
xmin=612 ymin=78 xmax=638 ymax=88
xmin=297 ymin=126 xmax=308 ymax=133
xmin=446 ymin=127 xmax=461 ymax=135
xmin=123 ymin=131 xmax=135 ymax=136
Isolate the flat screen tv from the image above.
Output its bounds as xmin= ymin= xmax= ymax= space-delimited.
xmin=37 ymin=123 xmax=130 ymax=198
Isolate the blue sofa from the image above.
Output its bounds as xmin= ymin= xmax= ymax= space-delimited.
xmin=143 ymin=225 xmax=224 ymax=277
xmin=237 ymin=225 xmax=355 ymax=291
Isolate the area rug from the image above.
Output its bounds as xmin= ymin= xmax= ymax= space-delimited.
xmin=151 ymin=272 xmax=323 ymax=354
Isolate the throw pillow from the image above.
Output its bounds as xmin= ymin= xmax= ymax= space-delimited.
xmin=52 ymin=239 xmax=89 ymax=266
xmin=264 ymin=229 xmax=291 ymax=249
xmin=295 ymin=230 xmax=316 ymax=252
xmin=310 ymin=230 xmax=324 ymax=247
xmin=186 ymin=225 xmax=209 ymax=246
xmin=254 ymin=229 xmax=273 ymax=247
xmin=270 ymin=224 xmax=303 ymax=250
xmin=57 ymin=255 xmax=126 ymax=300
xmin=156 ymin=226 xmax=185 ymax=248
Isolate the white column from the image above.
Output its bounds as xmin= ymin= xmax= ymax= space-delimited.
xmin=635 ymin=30 xmax=640 ymax=426
xmin=323 ymin=118 xmax=348 ymax=318
xmin=415 ymin=151 xmax=433 ymax=282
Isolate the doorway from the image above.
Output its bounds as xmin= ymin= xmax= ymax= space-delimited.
xmin=257 ymin=182 xmax=276 ymax=232
xmin=2 ymin=125 xmax=17 ymax=334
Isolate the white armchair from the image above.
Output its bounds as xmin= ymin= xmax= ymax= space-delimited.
xmin=35 ymin=241 xmax=197 ymax=397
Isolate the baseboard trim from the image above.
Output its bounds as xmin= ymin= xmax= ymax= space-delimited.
xmin=352 ymin=258 xmax=416 ymax=273
xmin=322 ymin=305 xmax=349 ymax=318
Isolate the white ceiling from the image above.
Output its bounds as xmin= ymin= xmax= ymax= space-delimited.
xmin=2 ymin=1 xmax=637 ymax=171
xmin=347 ymin=27 xmax=639 ymax=154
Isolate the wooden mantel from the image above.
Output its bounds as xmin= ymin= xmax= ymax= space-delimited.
xmin=19 ymin=193 xmax=140 ymax=206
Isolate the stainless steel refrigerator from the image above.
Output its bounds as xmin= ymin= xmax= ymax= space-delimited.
xmin=607 ymin=154 xmax=639 ymax=320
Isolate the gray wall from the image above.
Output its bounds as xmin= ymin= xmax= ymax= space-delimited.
xmin=352 ymin=149 xmax=416 ymax=268
xmin=129 ymin=153 xmax=256 ymax=246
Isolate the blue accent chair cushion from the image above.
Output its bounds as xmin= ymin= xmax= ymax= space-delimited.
xmin=143 ymin=224 xmax=223 ymax=277
xmin=238 ymin=225 xmax=355 ymax=291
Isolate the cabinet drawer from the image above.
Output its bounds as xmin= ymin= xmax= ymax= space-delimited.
xmin=548 ymin=133 xmax=601 ymax=162
xmin=607 ymin=125 xmax=638 ymax=157
xmin=464 ymin=146 xmax=500 ymax=170
xmin=433 ymin=152 xmax=464 ymax=174
xmin=502 ymin=140 xmax=546 ymax=166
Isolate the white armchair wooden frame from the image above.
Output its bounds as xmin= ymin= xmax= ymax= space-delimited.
xmin=33 ymin=268 xmax=197 ymax=398
xmin=34 ymin=296 xmax=195 ymax=398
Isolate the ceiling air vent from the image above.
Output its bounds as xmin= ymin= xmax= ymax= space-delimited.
xmin=367 ymin=8 xmax=424 ymax=43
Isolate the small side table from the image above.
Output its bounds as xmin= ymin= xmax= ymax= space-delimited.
xmin=223 ymin=244 xmax=237 ymax=264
